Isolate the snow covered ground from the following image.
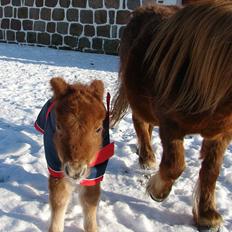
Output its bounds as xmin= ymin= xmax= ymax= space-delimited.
xmin=0 ymin=43 xmax=231 ymax=232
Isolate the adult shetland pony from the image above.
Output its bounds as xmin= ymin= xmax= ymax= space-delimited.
xmin=112 ymin=1 xmax=232 ymax=230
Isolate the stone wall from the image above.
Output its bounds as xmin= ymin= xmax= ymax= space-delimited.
xmin=0 ymin=0 xmax=180 ymax=54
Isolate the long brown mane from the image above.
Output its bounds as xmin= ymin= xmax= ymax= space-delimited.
xmin=144 ymin=0 xmax=232 ymax=114
xmin=111 ymin=4 xmax=181 ymax=125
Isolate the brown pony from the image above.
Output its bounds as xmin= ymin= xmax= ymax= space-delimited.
xmin=47 ymin=78 xmax=106 ymax=232
xmin=112 ymin=1 xmax=232 ymax=230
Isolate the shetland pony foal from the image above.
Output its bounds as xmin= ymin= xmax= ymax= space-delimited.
xmin=35 ymin=78 xmax=114 ymax=232
xmin=112 ymin=1 xmax=232 ymax=230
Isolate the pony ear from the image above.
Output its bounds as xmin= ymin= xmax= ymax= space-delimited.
xmin=50 ymin=77 xmax=69 ymax=99
xmin=90 ymin=80 xmax=104 ymax=100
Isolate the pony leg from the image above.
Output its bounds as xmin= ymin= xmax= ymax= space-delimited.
xmin=132 ymin=113 xmax=156 ymax=168
xmin=147 ymin=124 xmax=185 ymax=201
xmin=193 ymin=135 xmax=232 ymax=228
xmin=48 ymin=176 xmax=72 ymax=232
xmin=79 ymin=183 xmax=101 ymax=232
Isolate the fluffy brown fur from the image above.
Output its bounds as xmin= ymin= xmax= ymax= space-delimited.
xmin=112 ymin=1 xmax=232 ymax=229
xmin=49 ymin=77 xmax=106 ymax=232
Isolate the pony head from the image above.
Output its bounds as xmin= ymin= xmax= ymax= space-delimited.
xmin=50 ymin=77 xmax=105 ymax=180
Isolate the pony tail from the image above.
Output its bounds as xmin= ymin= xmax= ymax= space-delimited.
xmin=110 ymin=80 xmax=129 ymax=127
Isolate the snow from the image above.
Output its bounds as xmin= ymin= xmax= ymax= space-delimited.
xmin=0 ymin=43 xmax=231 ymax=232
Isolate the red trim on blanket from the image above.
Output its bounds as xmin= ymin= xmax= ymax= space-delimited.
xmin=48 ymin=166 xmax=64 ymax=178
xmin=80 ymin=176 xmax=104 ymax=186
xmin=46 ymin=100 xmax=56 ymax=120
xmin=34 ymin=122 xmax=45 ymax=134
xmin=48 ymin=166 xmax=103 ymax=186
xmin=89 ymin=143 xmax=114 ymax=167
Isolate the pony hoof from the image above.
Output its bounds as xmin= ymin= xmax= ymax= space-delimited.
xmin=147 ymin=173 xmax=173 ymax=202
xmin=197 ymin=225 xmax=221 ymax=232
xmin=139 ymin=156 xmax=156 ymax=169
xmin=149 ymin=186 xmax=172 ymax=202
xmin=149 ymin=193 xmax=165 ymax=202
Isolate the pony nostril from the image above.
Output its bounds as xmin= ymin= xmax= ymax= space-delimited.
xmin=79 ymin=165 xmax=88 ymax=177
xmin=64 ymin=164 xmax=70 ymax=176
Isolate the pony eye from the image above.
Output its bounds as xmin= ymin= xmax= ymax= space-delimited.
xmin=96 ymin=127 xmax=102 ymax=133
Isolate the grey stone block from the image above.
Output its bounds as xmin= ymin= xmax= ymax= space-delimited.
xmin=92 ymin=38 xmax=102 ymax=50
xmin=80 ymin=10 xmax=93 ymax=24
xmin=111 ymin=25 xmax=117 ymax=38
xmin=60 ymin=0 xmax=71 ymax=7
xmin=89 ymin=0 xmax=103 ymax=9
xmin=2 ymin=0 xmax=10 ymax=6
xmin=4 ymin=6 xmax=13 ymax=17
xmin=45 ymin=0 xmax=58 ymax=7
xmin=34 ymin=21 xmax=45 ymax=32
xmin=11 ymin=19 xmax=21 ymax=30
xmin=67 ymin=9 xmax=79 ymax=21
xmin=95 ymin=10 xmax=107 ymax=24
xmin=70 ymin=23 xmax=83 ymax=36
xmin=79 ymin=37 xmax=90 ymax=50
xmin=127 ymin=0 xmax=140 ymax=9
xmin=109 ymin=10 xmax=115 ymax=24
xmin=47 ymin=22 xmax=56 ymax=33
xmin=105 ymin=0 xmax=120 ymax=9
xmin=16 ymin=31 xmax=26 ymax=42
xmin=38 ymin=32 xmax=50 ymax=45
xmin=36 ymin=0 xmax=43 ymax=7
xmin=30 ymin=8 xmax=40 ymax=20
xmin=25 ymin=0 xmax=34 ymax=6
xmin=52 ymin=33 xmax=63 ymax=45
xmin=0 ymin=30 xmax=3 ymax=40
xmin=97 ymin=25 xmax=110 ymax=37
xmin=1 ymin=19 xmax=10 ymax=29
xmin=18 ymin=7 xmax=28 ymax=19
xmin=57 ymin=22 xmax=69 ymax=34
xmin=6 ymin=30 xmax=15 ymax=41
xmin=41 ymin=8 xmax=51 ymax=20
xmin=64 ymin=36 xmax=78 ymax=47
xmin=52 ymin=9 xmax=65 ymax=21
xmin=84 ymin=25 xmax=95 ymax=36
xmin=12 ymin=0 xmax=21 ymax=6
xmin=23 ymin=20 xmax=33 ymax=30
xmin=27 ymin=32 xmax=37 ymax=43
xmin=72 ymin=0 xmax=86 ymax=8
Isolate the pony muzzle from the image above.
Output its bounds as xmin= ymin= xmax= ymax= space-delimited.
xmin=64 ymin=163 xmax=89 ymax=180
